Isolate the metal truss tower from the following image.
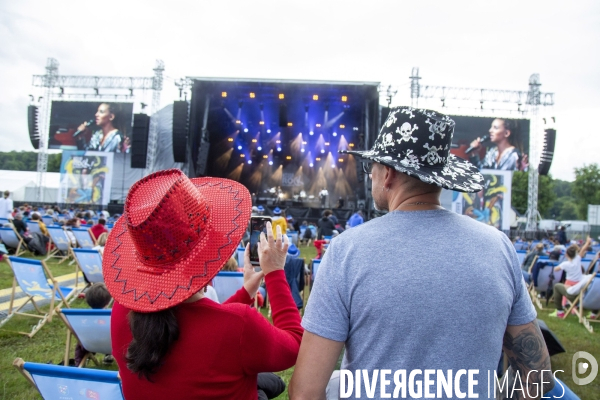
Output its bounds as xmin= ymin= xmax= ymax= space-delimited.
xmin=144 ymin=60 xmax=164 ymax=175
xmin=32 ymin=59 xmax=164 ymax=201
xmin=525 ymin=74 xmax=542 ymax=232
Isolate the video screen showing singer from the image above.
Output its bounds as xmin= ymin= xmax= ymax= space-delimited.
xmin=467 ymin=118 xmax=527 ymax=171
xmin=75 ymin=103 xmax=129 ymax=153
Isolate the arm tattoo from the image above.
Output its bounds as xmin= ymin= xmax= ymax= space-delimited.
xmin=501 ymin=321 xmax=554 ymax=399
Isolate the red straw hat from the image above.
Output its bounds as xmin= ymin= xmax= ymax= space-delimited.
xmin=102 ymin=169 xmax=251 ymax=312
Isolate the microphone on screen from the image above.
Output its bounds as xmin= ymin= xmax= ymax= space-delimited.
xmin=73 ymin=119 xmax=94 ymax=137
xmin=465 ymin=135 xmax=489 ymax=154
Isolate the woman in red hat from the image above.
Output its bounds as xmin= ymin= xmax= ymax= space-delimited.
xmin=103 ymin=169 xmax=303 ymax=399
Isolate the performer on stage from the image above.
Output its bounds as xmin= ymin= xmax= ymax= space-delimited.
xmin=468 ymin=118 xmax=527 ymax=171
xmin=319 ymin=187 xmax=328 ymax=208
xmin=77 ymin=103 xmax=125 ymax=152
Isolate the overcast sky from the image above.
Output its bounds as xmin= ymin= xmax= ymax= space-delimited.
xmin=1 ymin=0 xmax=598 ymax=181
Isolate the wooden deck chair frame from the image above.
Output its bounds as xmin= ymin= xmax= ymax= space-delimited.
xmin=584 ymin=253 xmax=599 ymax=274
xmin=58 ymin=309 xmax=112 ymax=367
xmin=13 ymin=358 xmax=124 ymax=399
xmin=563 ymin=273 xmax=600 ymax=333
xmin=45 ymin=226 xmax=73 ymax=264
xmin=0 ymin=226 xmax=27 ymax=256
xmin=528 ymin=258 xmax=560 ymax=310
xmin=0 ymin=257 xmax=74 ymax=337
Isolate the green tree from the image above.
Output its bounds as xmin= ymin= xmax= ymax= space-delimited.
xmin=559 ymin=198 xmax=579 ymax=220
xmin=553 ymin=179 xmax=573 ymax=198
xmin=572 ymin=164 xmax=600 ymax=220
xmin=511 ymin=171 xmax=556 ymax=216
xmin=47 ymin=154 xmax=62 ymax=172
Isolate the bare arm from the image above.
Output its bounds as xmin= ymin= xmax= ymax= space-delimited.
xmin=289 ymin=331 xmax=344 ymax=400
xmin=579 ymin=237 xmax=592 ymax=258
xmin=502 ymin=320 xmax=553 ymax=399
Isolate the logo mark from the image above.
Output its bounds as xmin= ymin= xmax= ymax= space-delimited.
xmin=572 ymin=351 xmax=598 ymax=385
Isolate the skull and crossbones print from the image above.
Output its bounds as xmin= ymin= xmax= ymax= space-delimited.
xmin=421 ymin=143 xmax=445 ymax=165
xmin=396 ymin=122 xmax=418 ymax=143
xmin=426 ymin=118 xmax=448 ymax=140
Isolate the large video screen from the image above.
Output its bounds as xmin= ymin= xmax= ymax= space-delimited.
xmin=49 ymin=101 xmax=133 ymax=153
xmin=449 ymin=115 xmax=530 ymax=172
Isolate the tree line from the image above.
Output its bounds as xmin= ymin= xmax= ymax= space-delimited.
xmin=511 ymin=164 xmax=600 ymax=221
xmin=0 ymin=151 xmax=62 ymax=173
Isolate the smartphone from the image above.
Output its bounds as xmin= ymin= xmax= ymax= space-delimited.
xmin=249 ymin=216 xmax=272 ymax=267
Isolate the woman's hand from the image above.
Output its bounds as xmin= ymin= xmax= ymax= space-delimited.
xmin=258 ymin=221 xmax=289 ymax=275
xmin=469 ymin=137 xmax=481 ymax=150
xmin=77 ymin=121 xmax=89 ymax=132
xmin=243 ymin=243 xmax=264 ymax=299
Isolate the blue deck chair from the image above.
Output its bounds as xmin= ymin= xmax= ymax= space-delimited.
xmin=287 ymin=232 xmax=299 ymax=246
xmin=45 ymin=226 xmax=72 ymax=264
xmin=0 ymin=226 xmax=27 ymax=256
xmin=564 ymin=273 xmax=600 ymax=333
xmin=42 ymin=215 xmax=54 ymax=226
xmin=212 ymin=271 xmax=244 ymax=303
xmin=311 ymin=259 xmax=321 ymax=282
xmin=71 ymin=228 xmax=95 ymax=248
xmin=13 ymin=358 xmax=124 ymax=400
xmin=58 ymin=309 xmax=112 ymax=367
xmin=516 ymin=250 xmax=527 ymax=265
xmin=580 ymin=257 xmax=595 ymax=274
xmin=0 ymin=217 xmax=9 ymax=226
xmin=530 ymin=260 xmax=562 ymax=310
xmin=27 ymin=221 xmax=42 ymax=235
xmin=72 ymin=248 xmax=104 ymax=292
xmin=1 ymin=257 xmax=74 ymax=337
xmin=236 ymin=244 xmax=246 ymax=265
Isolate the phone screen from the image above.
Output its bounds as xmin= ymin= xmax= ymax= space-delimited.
xmin=249 ymin=217 xmax=271 ymax=266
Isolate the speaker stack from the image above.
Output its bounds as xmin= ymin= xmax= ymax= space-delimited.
xmin=27 ymin=105 xmax=40 ymax=149
xmin=130 ymin=113 xmax=150 ymax=169
xmin=538 ymin=128 xmax=556 ymax=176
xmin=172 ymin=101 xmax=189 ymax=163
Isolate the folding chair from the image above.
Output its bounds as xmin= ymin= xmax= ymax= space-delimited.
xmin=0 ymin=217 xmax=9 ymax=225
xmin=72 ymin=228 xmax=95 ymax=249
xmin=287 ymin=232 xmax=299 ymax=246
xmin=529 ymin=260 xmax=562 ymax=310
xmin=27 ymin=222 xmax=42 ymax=235
xmin=0 ymin=257 xmax=74 ymax=337
xmin=236 ymin=244 xmax=246 ymax=266
xmin=45 ymin=226 xmax=72 ymax=264
xmin=0 ymin=226 xmax=27 ymax=256
xmin=305 ymin=259 xmax=322 ymax=297
xmin=13 ymin=358 xmax=124 ymax=399
xmin=564 ymin=273 xmax=600 ymax=333
xmin=580 ymin=257 xmax=595 ymax=274
xmin=42 ymin=215 xmax=54 ymax=226
xmin=212 ymin=271 xmax=244 ymax=303
xmin=516 ymin=250 xmax=527 ymax=265
xmin=72 ymin=248 xmax=104 ymax=293
xmin=58 ymin=309 xmax=112 ymax=367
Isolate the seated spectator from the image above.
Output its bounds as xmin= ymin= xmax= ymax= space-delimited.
xmin=64 ymin=218 xmax=81 ymax=247
xmin=75 ymin=283 xmax=113 ymax=366
xmin=347 ymin=210 xmax=364 ymax=228
xmin=30 ymin=213 xmax=49 ymax=237
xmin=522 ymin=243 xmax=546 ymax=272
xmin=92 ymin=233 xmax=108 ymax=256
xmin=105 ymin=172 xmax=300 ymax=400
xmin=550 ymin=237 xmax=592 ymax=318
xmin=90 ymin=218 xmax=108 ymax=241
xmin=222 ymin=256 xmax=240 ymax=272
xmin=317 ymin=210 xmax=336 ymax=240
xmin=10 ymin=213 xmax=32 ymax=245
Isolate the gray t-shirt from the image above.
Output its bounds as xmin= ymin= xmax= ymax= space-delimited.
xmin=302 ymin=208 xmax=536 ymax=399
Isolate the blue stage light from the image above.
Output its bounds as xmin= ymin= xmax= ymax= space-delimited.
xmin=301 ymin=148 xmax=305 ymax=153
xmin=309 ymin=162 xmax=314 ymax=167
xmin=267 ymin=129 xmax=271 ymax=133
xmin=257 ymin=146 xmax=262 ymax=151
xmin=237 ymin=145 xmax=242 ymax=150
xmin=333 ymin=132 xmax=337 ymax=137
xmin=309 ymin=131 xmax=314 ymax=135
xmin=248 ymin=160 xmax=252 ymax=165
xmin=321 ymin=149 xmax=325 ymax=154
xmin=331 ymin=164 xmax=336 ymax=168
xmin=244 ymin=128 xmax=248 ymax=133
xmin=277 ymin=147 xmax=282 ymax=152
xmin=269 ymin=161 xmax=273 ymax=165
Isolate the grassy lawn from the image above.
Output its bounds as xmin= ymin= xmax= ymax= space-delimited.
xmin=1 ymin=244 xmax=599 ymax=399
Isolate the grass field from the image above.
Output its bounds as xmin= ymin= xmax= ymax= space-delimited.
xmin=1 ymin=246 xmax=599 ymax=399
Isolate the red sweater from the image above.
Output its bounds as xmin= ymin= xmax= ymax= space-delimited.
xmin=90 ymin=224 xmax=108 ymax=240
xmin=111 ymin=270 xmax=303 ymax=400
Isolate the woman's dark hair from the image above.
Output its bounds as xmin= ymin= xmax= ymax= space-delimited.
xmin=101 ymin=102 xmax=124 ymax=133
xmin=126 ymin=308 xmax=180 ymax=381
xmin=498 ymin=118 xmax=522 ymax=151
xmin=85 ymin=283 xmax=112 ymax=309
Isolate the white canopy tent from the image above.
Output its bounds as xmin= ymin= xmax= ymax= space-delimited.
xmin=0 ymin=170 xmax=61 ymax=203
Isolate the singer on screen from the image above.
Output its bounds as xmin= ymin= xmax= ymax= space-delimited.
xmin=468 ymin=118 xmax=527 ymax=171
xmin=77 ymin=103 xmax=125 ymax=152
